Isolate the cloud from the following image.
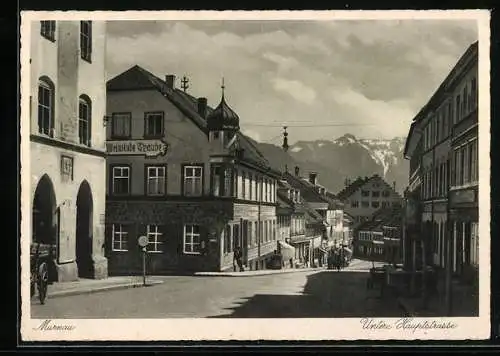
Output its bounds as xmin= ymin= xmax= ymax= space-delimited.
xmin=270 ymin=78 xmax=317 ymax=105
xmin=106 ymin=19 xmax=478 ymax=143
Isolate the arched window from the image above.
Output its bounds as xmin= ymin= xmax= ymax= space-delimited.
xmin=38 ymin=77 xmax=55 ymax=136
xmin=78 ymin=95 xmax=92 ymax=146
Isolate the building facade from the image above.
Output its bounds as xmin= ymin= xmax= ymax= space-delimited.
xmin=403 ymin=41 xmax=479 ymax=305
xmin=355 ymin=206 xmax=402 ymax=262
xmin=337 ymin=174 xmax=402 ymax=227
xmin=30 ymin=20 xmax=108 ymax=282
xmin=104 ymin=66 xmax=281 ymax=274
xmin=403 ymin=42 xmax=479 ymax=312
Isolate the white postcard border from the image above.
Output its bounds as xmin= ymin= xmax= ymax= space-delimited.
xmin=20 ymin=9 xmax=491 ymax=341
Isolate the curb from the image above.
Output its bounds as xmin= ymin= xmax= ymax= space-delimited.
xmin=46 ymin=280 xmax=164 ymax=299
xmin=194 ymin=267 xmax=323 ymax=277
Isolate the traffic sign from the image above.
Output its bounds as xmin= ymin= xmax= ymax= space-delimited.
xmin=138 ymin=235 xmax=148 ymax=247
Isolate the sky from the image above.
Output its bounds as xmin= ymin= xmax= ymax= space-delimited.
xmin=105 ymin=19 xmax=478 ymax=145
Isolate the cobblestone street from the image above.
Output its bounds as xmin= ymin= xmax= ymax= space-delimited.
xmin=31 ymin=260 xmax=404 ymax=319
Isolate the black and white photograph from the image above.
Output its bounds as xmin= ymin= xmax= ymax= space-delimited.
xmin=20 ymin=10 xmax=490 ymax=341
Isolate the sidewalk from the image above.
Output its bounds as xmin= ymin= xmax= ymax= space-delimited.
xmin=194 ymin=267 xmax=323 ymax=277
xmin=398 ymin=280 xmax=479 ymax=317
xmin=45 ymin=276 xmax=164 ymax=299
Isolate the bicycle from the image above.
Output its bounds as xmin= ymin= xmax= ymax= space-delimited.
xmin=30 ymin=243 xmax=51 ymax=304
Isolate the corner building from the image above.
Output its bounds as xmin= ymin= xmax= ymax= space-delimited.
xmin=104 ymin=66 xmax=281 ymax=274
xmin=29 ymin=20 xmax=108 ymax=281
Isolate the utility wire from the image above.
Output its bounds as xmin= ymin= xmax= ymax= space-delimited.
xmin=244 ymin=123 xmax=378 ymax=128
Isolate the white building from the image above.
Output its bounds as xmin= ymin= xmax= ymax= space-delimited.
xmin=29 ymin=20 xmax=108 ymax=281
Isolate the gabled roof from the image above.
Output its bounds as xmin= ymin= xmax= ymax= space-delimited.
xmin=107 ymin=65 xmax=273 ymax=173
xmin=336 ymin=176 xmax=370 ymax=201
xmin=107 ymin=65 xmax=208 ymax=132
xmin=337 ymin=174 xmax=402 ymax=200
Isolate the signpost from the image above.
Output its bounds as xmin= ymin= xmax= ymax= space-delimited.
xmin=138 ymin=235 xmax=148 ymax=286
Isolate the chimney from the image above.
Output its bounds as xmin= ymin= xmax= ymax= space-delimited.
xmin=197 ymin=97 xmax=207 ymax=118
xmin=294 ymin=166 xmax=300 ymax=176
xmin=309 ymin=172 xmax=318 ymax=186
xmin=165 ymin=75 xmax=176 ymax=89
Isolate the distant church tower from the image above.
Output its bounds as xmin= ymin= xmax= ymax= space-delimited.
xmin=206 ymin=78 xmax=240 ymax=153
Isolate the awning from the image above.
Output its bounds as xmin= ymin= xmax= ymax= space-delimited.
xmin=278 ymin=240 xmax=296 ymax=260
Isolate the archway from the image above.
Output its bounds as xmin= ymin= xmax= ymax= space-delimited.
xmin=32 ymin=174 xmax=58 ymax=282
xmin=32 ymin=174 xmax=57 ymax=245
xmin=75 ymin=180 xmax=94 ymax=278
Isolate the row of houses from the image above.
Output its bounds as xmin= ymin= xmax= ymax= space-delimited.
xmin=402 ymin=41 xmax=479 ymax=297
xmin=28 ymin=20 xmax=355 ymax=281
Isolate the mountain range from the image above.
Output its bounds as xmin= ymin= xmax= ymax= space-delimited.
xmin=250 ymin=133 xmax=409 ymax=195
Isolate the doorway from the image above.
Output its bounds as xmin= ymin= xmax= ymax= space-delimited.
xmin=32 ymin=174 xmax=58 ymax=282
xmin=76 ymin=180 xmax=94 ymax=278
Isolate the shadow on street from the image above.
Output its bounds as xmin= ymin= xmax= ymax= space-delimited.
xmin=210 ymin=270 xmax=406 ymax=318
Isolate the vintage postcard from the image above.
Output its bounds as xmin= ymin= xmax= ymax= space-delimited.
xmin=20 ymin=10 xmax=490 ymax=341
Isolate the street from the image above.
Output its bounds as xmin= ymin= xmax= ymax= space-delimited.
xmin=31 ymin=260 xmax=404 ymax=319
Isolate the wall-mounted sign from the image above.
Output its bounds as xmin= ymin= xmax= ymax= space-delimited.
xmin=60 ymin=155 xmax=74 ymax=181
xmin=450 ymin=189 xmax=476 ymax=205
xmin=106 ymin=139 xmax=168 ymax=158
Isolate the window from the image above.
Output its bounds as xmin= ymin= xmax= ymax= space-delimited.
xmin=144 ymin=112 xmax=164 ymax=138
xmin=38 ymin=78 xmax=54 ymax=136
xmin=78 ymin=95 xmax=91 ymax=146
xmin=224 ymin=225 xmax=232 ymax=254
xmin=183 ymin=224 xmax=201 ymax=254
xmin=462 ymin=86 xmax=468 ymax=116
xmin=361 ymin=190 xmax=369 ymax=197
xmin=249 ymin=174 xmax=253 ymax=200
xmin=112 ymin=224 xmax=128 ymax=251
xmin=436 ymin=114 xmax=441 ymax=142
xmin=112 ymin=166 xmax=130 ymax=195
xmin=211 ymin=165 xmax=232 ymax=197
xmin=447 ymin=102 xmax=453 ymax=133
xmin=382 ymin=201 xmax=389 ymax=208
xmin=184 ymin=166 xmax=203 ymax=196
xmin=80 ymin=21 xmax=92 ymax=62
xmin=454 ymin=149 xmax=461 ymax=186
xmin=471 ymin=139 xmax=478 ymax=183
xmin=471 ymin=77 xmax=477 ymax=110
xmin=40 ymin=21 xmax=55 ymax=41
xmin=462 ymin=146 xmax=469 ymax=184
xmin=382 ymin=190 xmax=390 ymax=197
xmin=351 ymin=201 xmax=359 ymax=208
xmin=146 ymin=225 xmax=163 ymax=253
xmin=455 ymin=95 xmax=461 ymax=123
xmin=471 ymin=222 xmax=479 ymax=266
xmin=372 ymin=201 xmax=380 ymax=208
xmin=372 ymin=191 xmax=380 ymax=198
xmin=361 ymin=201 xmax=369 ymax=208
xmin=147 ymin=166 xmax=166 ymax=196
xmin=242 ymin=171 xmax=246 ymax=199
xmin=111 ymin=113 xmax=131 ymax=138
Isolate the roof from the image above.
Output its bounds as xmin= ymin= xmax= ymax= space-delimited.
xmin=283 ymin=172 xmax=329 ymax=204
xmin=207 ymin=95 xmax=240 ymax=130
xmin=107 ymin=65 xmax=208 ymax=132
xmin=337 ymin=174 xmax=402 ymax=201
xmin=107 ymin=65 xmax=273 ymax=172
xmin=336 ymin=176 xmax=370 ymax=201
xmin=358 ymin=206 xmax=403 ymax=232
xmin=304 ymin=204 xmax=324 ymax=225
xmin=412 ymin=41 xmax=478 ymax=125
xmin=277 ymin=194 xmax=293 ymax=210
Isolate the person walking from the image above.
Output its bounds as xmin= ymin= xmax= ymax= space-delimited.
xmin=234 ymin=246 xmax=244 ymax=272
